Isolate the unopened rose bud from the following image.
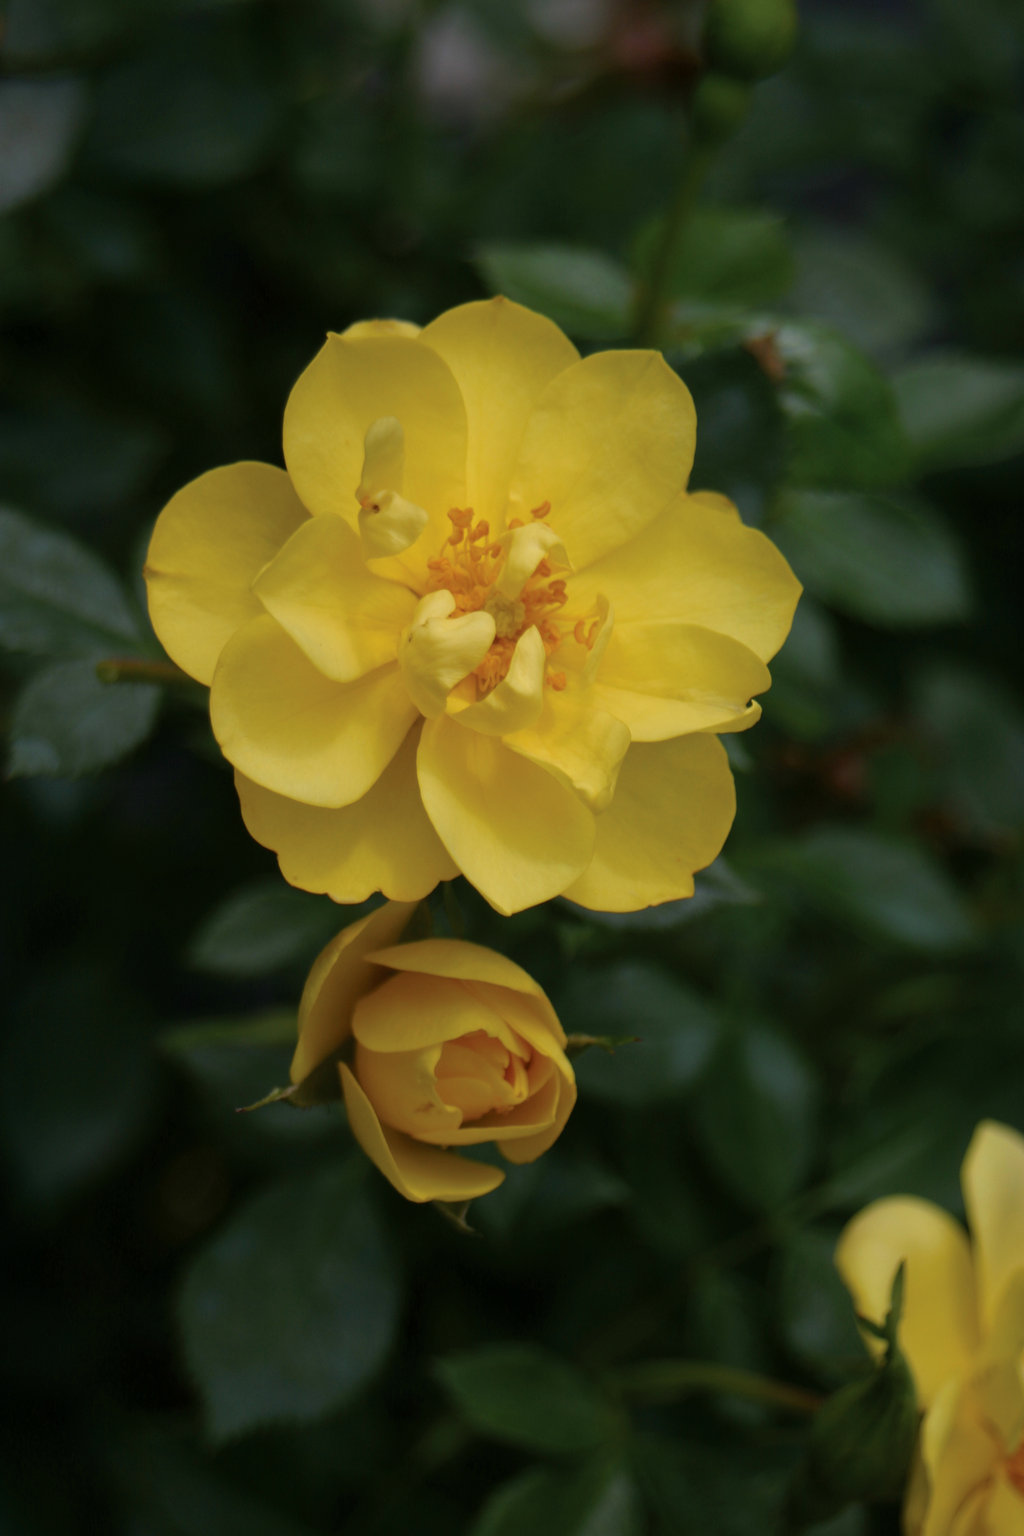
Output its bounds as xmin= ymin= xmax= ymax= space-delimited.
xmin=786 ymin=1265 xmax=919 ymax=1527
xmin=703 ymin=0 xmax=798 ymax=82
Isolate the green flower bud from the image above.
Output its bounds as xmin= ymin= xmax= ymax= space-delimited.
xmin=703 ymin=0 xmax=799 ymax=82
xmin=690 ymin=72 xmax=753 ymax=145
xmin=786 ymin=1265 xmax=920 ymax=1528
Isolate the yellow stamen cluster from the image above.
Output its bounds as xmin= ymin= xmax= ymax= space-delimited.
xmin=426 ymin=500 xmax=582 ymax=694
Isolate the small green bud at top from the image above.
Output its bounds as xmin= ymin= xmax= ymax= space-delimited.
xmin=690 ymin=71 xmax=753 ymax=144
xmin=703 ymin=0 xmax=799 ymax=82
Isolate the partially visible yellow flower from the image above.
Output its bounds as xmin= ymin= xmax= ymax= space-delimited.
xmin=145 ymin=298 xmax=799 ymax=915
xmin=836 ymin=1121 xmax=1024 ymax=1534
xmin=292 ymin=900 xmax=576 ymax=1203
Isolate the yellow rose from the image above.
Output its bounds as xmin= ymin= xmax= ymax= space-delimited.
xmin=145 ymin=299 xmax=799 ymax=914
xmin=292 ymin=900 xmax=576 ymax=1203
xmin=836 ymin=1121 xmax=1024 ymax=1534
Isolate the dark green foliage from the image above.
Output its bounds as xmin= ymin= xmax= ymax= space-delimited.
xmin=2 ymin=2 xmax=1023 ymax=1534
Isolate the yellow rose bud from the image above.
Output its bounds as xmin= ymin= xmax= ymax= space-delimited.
xmin=291 ymin=901 xmax=576 ymax=1204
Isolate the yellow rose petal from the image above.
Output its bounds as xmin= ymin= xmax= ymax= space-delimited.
xmin=572 ymin=490 xmax=801 ymax=663
xmin=508 ymin=349 xmax=697 ymax=570
xmin=399 ymin=590 xmax=496 ymax=718
xmin=283 ymin=331 xmax=467 ymax=544
xmin=353 ymin=971 xmax=517 ymax=1055
xmin=354 ymin=1041 xmax=462 ymax=1142
xmin=963 ymin=1120 xmax=1024 ymax=1334
xmin=367 ymin=936 xmax=551 ymax=1002
xmin=593 ymin=621 xmax=772 ymax=741
xmin=913 ymin=1379 xmax=998 ymax=1536
xmin=564 ymin=733 xmax=735 ymax=912
xmin=419 ymin=296 xmax=578 ymax=524
xmin=417 ymin=713 xmax=595 ymax=915
xmin=145 ymin=462 xmax=308 ymax=685
xmin=453 ymin=625 xmax=546 ymax=737
xmin=835 ymin=1195 xmax=980 ymax=1407
xmin=340 ymin=1064 xmax=504 ymax=1203
xmin=235 ymin=728 xmax=457 ymax=905
xmin=504 ymin=686 xmax=631 ymax=813
xmin=211 ymin=614 xmax=416 ymax=807
xmin=252 ymin=513 xmax=416 ymax=682
xmin=500 ymin=1075 xmax=578 ymax=1165
xmin=291 ymin=899 xmax=417 ymax=1085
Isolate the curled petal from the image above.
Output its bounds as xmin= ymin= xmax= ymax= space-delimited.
xmin=340 ymin=1064 xmax=504 ymax=1203
xmin=291 ymin=900 xmax=417 ymax=1085
xmin=495 ymin=522 xmax=571 ymax=599
xmin=453 ymin=626 xmax=546 ymax=737
xmin=145 ymin=462 xmax=308 ymax=685
xmin=252 ymin=513 xmax=416 ymax=682
xmin=399 ymin=591 xmax=496 ymax=718
xmin=283 ymin=331 xmax=466 ymax=543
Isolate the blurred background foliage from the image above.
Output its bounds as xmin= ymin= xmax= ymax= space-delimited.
xmin=2 ymin=0 xmax=1024 ymax=1531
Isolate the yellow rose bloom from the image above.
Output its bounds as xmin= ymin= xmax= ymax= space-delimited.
xmin=145 ymin=298 xmax=799 ymax=914
xmin=292 ymin=900 xmax=576 ymax=1203
xmin=836 ymin=1121 xmax=1024 ymax=1535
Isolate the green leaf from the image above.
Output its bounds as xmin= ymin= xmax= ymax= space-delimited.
xmin=632 ymin=1433 xmax=792 ymax=1536
xmin=0 ymin=506 xmax=144 ymax=659
xmin=765 ymin=597 xmax=842 ymax=740
xmin=473 ymin=243 xmax=633 ymax=340
xmin=160 ymin=1010 xmax=340 ymax=1145
xmin=179 ymin=1160 xmax=401 ymax=1442
xmin=637 ymin=206 xmax=795 ymax=307
xmin=774 ymin=322 xmax=910 ymax=489
xmin=435 ymin=1344 xmax=616 ymax=1455
xmin=556 ymin=961 xmax=720 ymax=1107
xmin=768 ymin=826 xmax=975 ymax=952
xmin=691 ymin=1020 xmax=818 ymax=1211
xmin=913 ymin=664 xmax=1024 ymax=838
xmin=82 ymin=16 xmax=277 ymax=187
xmin=187 ymin=880 xmax=354 ymax=978
xmin=772 ymin=488 xmax=971 ymax=627
xmin=775 ymin=1231 xmax=866 ymax=1379
xmin=7 ymin=659 xmax=159 ymax=777
xmin=0 ymin=78 xmax=87 ymax=213
xmin=0 ymin=965 xmax=158 ymax=1206
xmin=472 ymin=1461 xmax=641 ymax=1536
xmin=788 ymin=228 xmax=932 ymax=360
xmin=108 ymin=1423 xmax=317 ymax=1536
xmin=893 ymin=352 xmax=1024 ymax=472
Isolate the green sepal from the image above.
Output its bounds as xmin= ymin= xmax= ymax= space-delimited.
xmin=785 ymin=1263 xmax=919 ymax=1528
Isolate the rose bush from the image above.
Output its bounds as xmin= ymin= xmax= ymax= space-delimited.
xmin=836 ymin=1121 xmax=1024 ymax=1534
xmin=289 ymin=900 xmax=576 ymax=1203
xmin=145 ymin=297 xmax=799 ymax=914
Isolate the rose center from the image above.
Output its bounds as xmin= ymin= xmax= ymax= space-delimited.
xmin=434 ymin=1029 xmax=531 ymax=1121
xmin=425 ymin=502 xmax=589 ymax=694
